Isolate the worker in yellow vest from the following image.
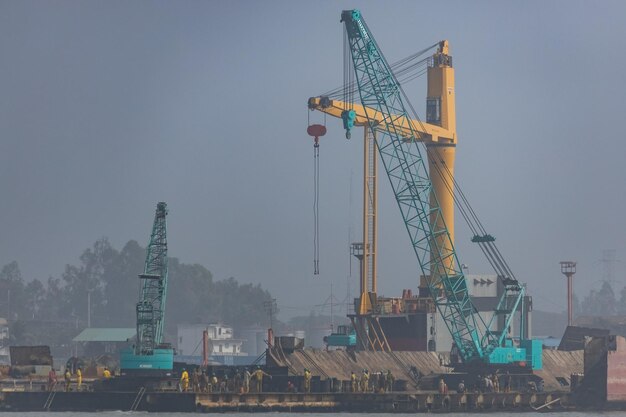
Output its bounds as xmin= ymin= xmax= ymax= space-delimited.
xmin=76 ymin=367 xmax=82 ymax=391
xmin=103 ymin=367 xmax=112 ymax=379
xmin=350 ymin=371 xmax=357 ymax=392
xmin=180 ymin=368 xmax=189 ymax=392
xmin=361 ymin=369 xmax=369 ymax=392
xmin=64 ymin=368 xmax=71 ymax=392
xmin=303 ymin=368 xmax=312 ymax=393
xmin=253 ymin=367 xmax=272 ymax=393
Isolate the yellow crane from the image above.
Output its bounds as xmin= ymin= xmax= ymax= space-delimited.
xmin=308 ymin=41 xmax=456 ymax=348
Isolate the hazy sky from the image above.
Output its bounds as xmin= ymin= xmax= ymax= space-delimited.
xmin=1 ymin=0 xmax=625 ymax=319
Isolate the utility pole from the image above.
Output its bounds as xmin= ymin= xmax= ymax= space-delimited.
xmin=263 ymin=299 xmax=277 ymax=347
xmin=560 ymin=261 xmax=577 ymax=326
xmin=87 ymin=290 xmax=92 ymax=328
xmin=263 ymin=299 xmax=277 ymax=329
xmin=330 ymin=283 xmax=334 ymax=333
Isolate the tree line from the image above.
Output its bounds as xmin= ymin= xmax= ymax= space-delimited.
xmin=575 ymin=280 xmax=626 ymax=317
xmin=0 ymin=238 xmax=275 ymax=346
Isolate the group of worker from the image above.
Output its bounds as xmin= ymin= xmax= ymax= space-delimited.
xmin=441 ymin=372 xmax=543 ymax=395
xmin=54 ymin=367 xmax=83 ymax=392
xmin=179 ymin=366 xmax=272 ymax=393
xmin=350 ymin=369 xmax=395 ymax=393
xmin=474 ymin=373 xmax=507 ymax=393
xmin=448 ymin=372 xmax=513 ymax=394
xmin=46 ymin=366 xmax=113 ymax=392
xmin=47 ymin=367 xmax=82 ymax=392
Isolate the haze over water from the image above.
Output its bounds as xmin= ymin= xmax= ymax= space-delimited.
xmin=2 ymin=412 xmax=625 ymax=417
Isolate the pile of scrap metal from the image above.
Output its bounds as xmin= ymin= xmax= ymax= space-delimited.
xmin=9 ymin=346 xmax=52 ymax=378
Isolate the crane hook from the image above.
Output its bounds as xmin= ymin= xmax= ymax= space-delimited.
xmin=341 ymin=110 xmax=356 ymax=140
xmin=307 ymin=124 xmax=327 ymax=147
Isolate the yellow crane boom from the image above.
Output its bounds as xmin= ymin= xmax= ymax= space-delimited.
xmin=307 ymin=96 xmax=455 ymax=145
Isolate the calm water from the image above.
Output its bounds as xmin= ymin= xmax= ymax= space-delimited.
xmin=2 ymin=413 xmax=626 ymax=416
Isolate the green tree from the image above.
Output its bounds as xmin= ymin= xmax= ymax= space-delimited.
xmin=618 ymin=286 xmax=626 ymax=315
xmin=582 ymin=282 xmax=616 ymax=316
xmin=0 ymin=261 xmax=27 ymax=320
xmin=23 ymin=279 xmax=46 ymax=320
xmin=59 ymin=238 xmax=117 ymax=327
xmin=211 ymin=277 xmax=274 ymax=328
xmin=2 ymin=239 xmax=277 ymax=349
xmin=102 ymin=240 xmax=145 ymax=327
xmin=38 ymin=276 xmax=63 ymax=321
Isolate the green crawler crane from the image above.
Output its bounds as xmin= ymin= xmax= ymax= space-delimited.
xmin=120 ymin=202 xmax=174 ymax=375
xmin=339 ymin=9 xmax=541 ymax=369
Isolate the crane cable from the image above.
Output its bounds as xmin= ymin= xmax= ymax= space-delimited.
xmin=396 ymin=78 xmax=519 ymax=288
xmin=324 ymin=43 xmax=438 ymax=100
xmin=427 ymin=148 xmax=513 ymax=283
xmin=433 ymin=152 xmax=518 ymax=284
xmin=342 ymin=27 xmax=355 ymax=111
xmin=313 ymin=142 xmax=320 ymax=275
xmin=308 ymin=110 xmax=323 ymax=275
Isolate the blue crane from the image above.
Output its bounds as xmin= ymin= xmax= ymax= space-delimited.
xmin=339 ymin=9 xmax=541 ymax=369
xmin=120 ymin=202 xmax=174 ymax=375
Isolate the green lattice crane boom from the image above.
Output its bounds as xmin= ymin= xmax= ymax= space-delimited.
xmin=136 ymin=201 xmax=169 ymax=355
xmin=339 ymin=9 xmax=540 ymax=368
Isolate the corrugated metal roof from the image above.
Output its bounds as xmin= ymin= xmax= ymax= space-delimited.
xmin=73 ymin=328 xmax=136 ymax=342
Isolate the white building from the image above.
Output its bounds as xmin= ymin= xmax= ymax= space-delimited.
xmin=177 ymin=323 xmax=246 ymax=357
xmin=429 ymin=274 xmax=532 ymax=353
xmin=0 ymin=318 xmax=9 ymax=364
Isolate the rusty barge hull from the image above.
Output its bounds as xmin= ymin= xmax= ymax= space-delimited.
xmin=0 ymin=390 xmax=581 ymax=413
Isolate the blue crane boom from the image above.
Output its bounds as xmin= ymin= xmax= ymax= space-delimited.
xmin=339 ymin=9 xmax=540 ymax=368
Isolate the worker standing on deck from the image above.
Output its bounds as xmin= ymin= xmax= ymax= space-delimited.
xmin=64 ymin=368 xmax=71 ymax=392
xmin=233 ymin=369 xmax=242 ymax=393
xmin=475 ymin=374 xmax=483 ymax=393
xmin=485 ymin=374 xmax=493 ymax=392
xmin=47 ymin=368 xmax=58 ymax=391
xmin=221 ymin=373 xmax=229 ymax=393
xmin=457 ymin=379 xmax=465 ymax=394
xmin=180 ymin=368 xmax=189 ymax=392
xmin=253 ymin=367 xmax=271 ymax=393
xmin=200 ymin=370 xmax=209 ymax=393
xmin=192 ymin=368 xmax=200 ymax=392
xmin=378 ymin=371 xmax=385 ymax=393
xmin=243 ymin=368 xmax=251 ymax=393
xmin=303 ymin=368 xmax=312 ymax=393
xmin=103 ymin=367 xmax=111 ymax=379
xmin=76 ymin=367 xmax=82 ymax=391
xmin=350 ymin=371 xmax=357 ymax=392
xmin=210 ymin=373 xmax=218 ymax=393
xmin=385 ymin=370 xmax=395 ymax=393
xmin=361 ymin=369 xmax=370 ymax=392
xmin=492 ymin=373 xmax=499 ymax=393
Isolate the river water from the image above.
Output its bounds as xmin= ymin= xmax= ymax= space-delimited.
xmin=2 ymin=413 xmax=626 ymax=416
